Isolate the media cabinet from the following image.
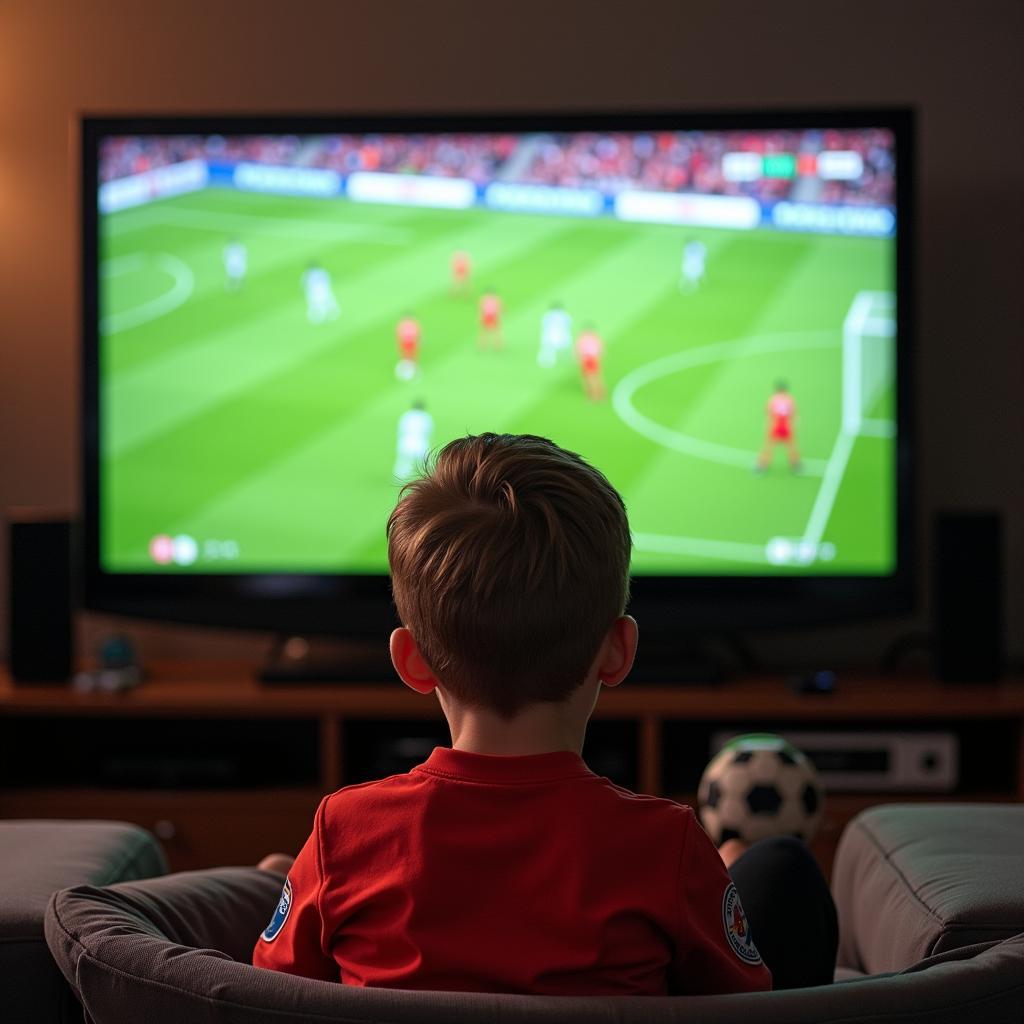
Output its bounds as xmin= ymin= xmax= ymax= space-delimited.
xmin=2 ymin=663 xmax=1022 ymax=878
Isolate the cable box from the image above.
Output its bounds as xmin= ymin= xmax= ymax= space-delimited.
xmin=711 ymin=730 xmax=959 ymax=791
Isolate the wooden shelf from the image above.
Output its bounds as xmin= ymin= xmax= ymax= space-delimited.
xmin=3 ymin=663 xmax=1023 ymax=717
xmin=2 ymin=663 xmax=1022 ymax=872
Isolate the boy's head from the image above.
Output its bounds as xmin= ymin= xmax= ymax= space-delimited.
xmin=387 ymin=433 xmax=632 ymax=719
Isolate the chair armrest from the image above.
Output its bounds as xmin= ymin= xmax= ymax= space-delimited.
xmin=833 ymin=804 xmax=1024 ymax=973
xmin=45 ymin=867 xmax=283 ymax=968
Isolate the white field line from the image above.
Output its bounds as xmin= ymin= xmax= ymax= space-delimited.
xmin=842 ymin=289 xmax=896 ymax=434
xmin=842 ymin=292 xmax=871 ymax=434
xmin=100 ymin=252 xmax=195 ymax=334
xmin=800 ymin=428 xmax=855 ymax=550
xmin=811 ymin=290 xmax=887 ymax=549
xmin=106 ymin=205 xmax=412 ymax=244
xmin=612 ymin=330 xmax=840 ymax=476
xmin=632 ymin=532 xmax=767 ymax=564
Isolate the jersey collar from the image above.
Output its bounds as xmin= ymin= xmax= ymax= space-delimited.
xmin=416 ymin=747 xmax=594 ymax=784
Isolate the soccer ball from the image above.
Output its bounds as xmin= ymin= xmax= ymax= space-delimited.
xmin=697 ymin=733 xmax=824 ymax=846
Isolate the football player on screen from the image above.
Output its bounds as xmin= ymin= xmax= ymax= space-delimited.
xmin=680 ymin=237 xmax=707 ymax=292
xmin=395 ymin=312 xmax=422 ymax=381
xmin=537 ymin=301 xmax=573 ymax=368
xmin=302 ymin=262 xmax=340 ymax=324
xmin=755 ymin=381 xmax=801 ymax=473
xmin=451 ymin=250 xmax=472 ymax=295
xmin=393 ymin=399 xmax=434 ymax=481
xmin=478 ymin=288 xmax=503 ymax=350
xmin=575 ymin=323 xmax=607 ymax=401
xmin=223 ymin=238 xmax=247 ymax=291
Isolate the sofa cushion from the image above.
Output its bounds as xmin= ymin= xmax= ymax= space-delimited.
xmin=45 ymin=866 xmax=1024 ymax=1024
xmin=832 ymin=804 xmax=1024 ymax=974
xmin=0 ymin=819 xmax=167 ymax=1024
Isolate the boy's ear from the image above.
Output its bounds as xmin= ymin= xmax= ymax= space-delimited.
xmin=390 ymin=627 xmax=439 ymax=695
xmin=596 ymin=615 xmax=638 ymax=688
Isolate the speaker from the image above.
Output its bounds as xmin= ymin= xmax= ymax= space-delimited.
xmin=7 ymin=517 xmax=75 ymax=682
xmin=932 ymin=511 xmax=1004 ymax=682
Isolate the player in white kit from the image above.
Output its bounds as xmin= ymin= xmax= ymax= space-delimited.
xmin=680 ymin=238 xmax=707 ymax=292
xmin=537 ymin=302 xmax=573 ymax=368
xmin=302 ymin=262 xmax=340 ymax=324
xmin=393 ymin=400 xmax=434 ymax=480
xmin=223 ymin=238 xmax=247 ymax=291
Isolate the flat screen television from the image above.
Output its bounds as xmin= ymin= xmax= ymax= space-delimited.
xmin=81 ymin=110 xmax=914 ymax=660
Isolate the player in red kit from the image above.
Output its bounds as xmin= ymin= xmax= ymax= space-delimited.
xmin=575 ymin=325 xmax=606 ymax=400
xmin=451 ymin=250 xmax=471 ymax=295
xmin=395 ymin=313 xmax=421 ymax=381
xmin=756 ymin=381 xmax=801 ymax=472
xmin=478 ymin=289 xmax=503 ymax=350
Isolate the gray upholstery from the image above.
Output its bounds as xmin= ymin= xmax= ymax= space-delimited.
xmin=833 ymin=804 xmax=1024 ymax=974
xmin=43 ymin=805 xmax=1024 ymax=1024
xmin=0 ymin=819 xmax=167 ymax=1024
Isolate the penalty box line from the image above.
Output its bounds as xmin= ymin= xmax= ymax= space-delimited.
xmin=801 ymin=428 xmax=855 ymax=551
xmin=806 ymin=288 xmax=896 ymax=549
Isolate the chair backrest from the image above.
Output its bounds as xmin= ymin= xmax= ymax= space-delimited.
xmin=45 ymin=867 xmax=1024 ymax=1024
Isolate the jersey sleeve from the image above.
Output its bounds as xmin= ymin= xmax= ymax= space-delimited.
xmin=669 ymin=808 xmax=773 ymax=995
xmin=252 ymin=797 xmax=338 ymax=981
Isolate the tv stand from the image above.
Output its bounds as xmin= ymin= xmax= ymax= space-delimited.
xmin=629 ymin=631 xmax=758 ymax=683
xmin=259 ymin=636 xmax=394 ymax=684
xmin=1 ymin=664 xmax=1021 ymax=876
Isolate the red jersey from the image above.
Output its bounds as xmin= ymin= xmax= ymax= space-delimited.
xmin=768 ymin=393 xmax=795 ymax=440
xmin=397 ymin=318 xmax=420 ymax=358
xmin=452 ymin=251 xmax=470 ymax=280
xmin=480 ymin=294 xmax=501 ymax=327
xmin=253 ymin=748 xmax=771 ymax=996
xmin=576 ymin=331 xmax=604 ymax=374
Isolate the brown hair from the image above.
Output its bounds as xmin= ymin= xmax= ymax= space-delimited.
xmin=387 ymin=433 xmax=632 ymax=719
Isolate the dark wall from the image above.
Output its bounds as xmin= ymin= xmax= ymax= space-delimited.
xmin=2 ymin=0 xmax=1021 ymax=664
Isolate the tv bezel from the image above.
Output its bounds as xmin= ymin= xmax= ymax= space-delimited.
xmin=81 ymin=108 xmax=915 ymax=636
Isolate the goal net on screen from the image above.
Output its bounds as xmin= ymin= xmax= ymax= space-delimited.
xmin=842 ymin=290 xmax=896 ymax=437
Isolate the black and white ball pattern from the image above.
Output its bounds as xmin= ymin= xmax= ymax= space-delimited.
xmin=698 ymin=733 xmax=824 ymax=845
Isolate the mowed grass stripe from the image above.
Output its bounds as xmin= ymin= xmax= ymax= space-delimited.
xmin=109 ymin=225 xmax=692 ymax=569
xmin=105 ymin=215 xmax=633 ymax=560
xmin=103 ymin=232 xmax=344 ymax=372
xmin=105 ymin=206 xmax=574 ymax=459
xmin=102 ymin=193 xmax=488 ymax=374
xmin=335 ymin=226 xmax=714 ymax=566
xmin=109 ymin=210 xmax=632 ymax=489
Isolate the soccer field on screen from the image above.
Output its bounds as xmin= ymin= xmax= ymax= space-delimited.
xmin=100 ymin=188 xmax=895 ymax=575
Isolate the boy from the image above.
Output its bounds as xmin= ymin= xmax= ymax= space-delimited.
xmin=254 ymin=434 xmax=837 ymax=994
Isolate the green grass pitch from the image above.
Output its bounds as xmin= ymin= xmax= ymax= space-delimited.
xmin=99 ymin=188 xmax=895 ymax=576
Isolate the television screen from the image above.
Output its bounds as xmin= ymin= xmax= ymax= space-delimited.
xmin=93 ymin=119 xmax=898 ymax=582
